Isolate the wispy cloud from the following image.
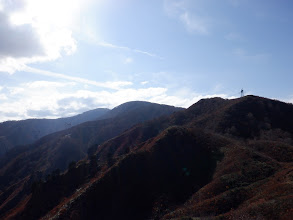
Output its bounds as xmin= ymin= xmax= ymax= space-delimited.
xmin=225 ymin=32 xmax=245 ymax=41
xmin=227 ymin=0 xmax=243 ymax=7
xmin=124 ymin=57 xmax=133 ymax=64
xmin=233 ymin=48 xmax=271 ymax=62
xmin=25 ymin=81 xmax=76 ymax=89
xmin=164 ymin=0 xmax=210 ymax=35
xmin=180 ymin=12 xmax=208 ymax=34
xmin=24 ymin=66 xmax=133 ymax=90
xmin=97 ymin=41 xmax=164 ymax=59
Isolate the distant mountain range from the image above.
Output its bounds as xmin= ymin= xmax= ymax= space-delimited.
xmin=0 ymin=96 xmax=292 ymax=220
xmin=0 ymin=108 xmax=110 ymax=156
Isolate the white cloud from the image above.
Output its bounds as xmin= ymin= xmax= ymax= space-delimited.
xmin=57 ymin=87 xmax=169 ymax=110
xmin=0 ymin=11 xmax=44 ymax=59
xmin=0 ymin=84 xmax=170 ymax=121
xmin=0 ymin=0 xmax=93 ymax=74
xmin=8 ymin=87 xmax=25 ymax=95
xmin=0 ymin=94 xmax=7 ymax=100
xmin=141 ymin=81 xmax=149 ymax=85
xmin=149 ymin=92 xmax=234 ymax=108
xmin=280 ymin=96 xmax=293 ymax=105
xmin=0 ymin=78 xmax=236 ymax=122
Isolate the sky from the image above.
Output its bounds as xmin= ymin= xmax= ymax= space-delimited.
xmin=0 ymin=0 xmax=293 ymax=122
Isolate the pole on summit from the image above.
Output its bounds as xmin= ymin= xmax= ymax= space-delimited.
xmin=241 ymin=89 xmax=244 ymax=97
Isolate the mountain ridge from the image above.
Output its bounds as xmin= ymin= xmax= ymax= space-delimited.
xmin=1 ymin=96 xmax=293 ymax=220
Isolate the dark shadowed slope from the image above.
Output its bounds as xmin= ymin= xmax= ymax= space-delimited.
xmin=0 ymin=101 xmax=183 ymax=218
xmin=0 ymin=108 xmax=110 ymax=156
xmin=28 ymin=127 xmax=228 ymax=220
xmin=187 ymin=95 xmax=293 ymax=141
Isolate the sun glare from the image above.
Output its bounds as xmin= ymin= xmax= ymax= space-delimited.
xmin=10 ymin=0 xmax=82 ymax=28
xmin=7 ymin=0 xmax=91 ymax=62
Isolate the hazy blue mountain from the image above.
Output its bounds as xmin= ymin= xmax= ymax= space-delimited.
xmin=0 ymin=108 xmax=110 ymax=156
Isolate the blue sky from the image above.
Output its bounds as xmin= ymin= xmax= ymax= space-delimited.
xmin=0 ymin=0 xmax=292 ymax=121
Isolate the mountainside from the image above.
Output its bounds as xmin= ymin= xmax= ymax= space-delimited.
xmin=1 ymin=96 xmax=293 ymax=220
xmin=0 ymin=101 xmax=183 ymax=218
xmin=0 ymin=108 xmax=110 ymax=156
xmin=24 ymin=127 xmax=228 ymax=220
